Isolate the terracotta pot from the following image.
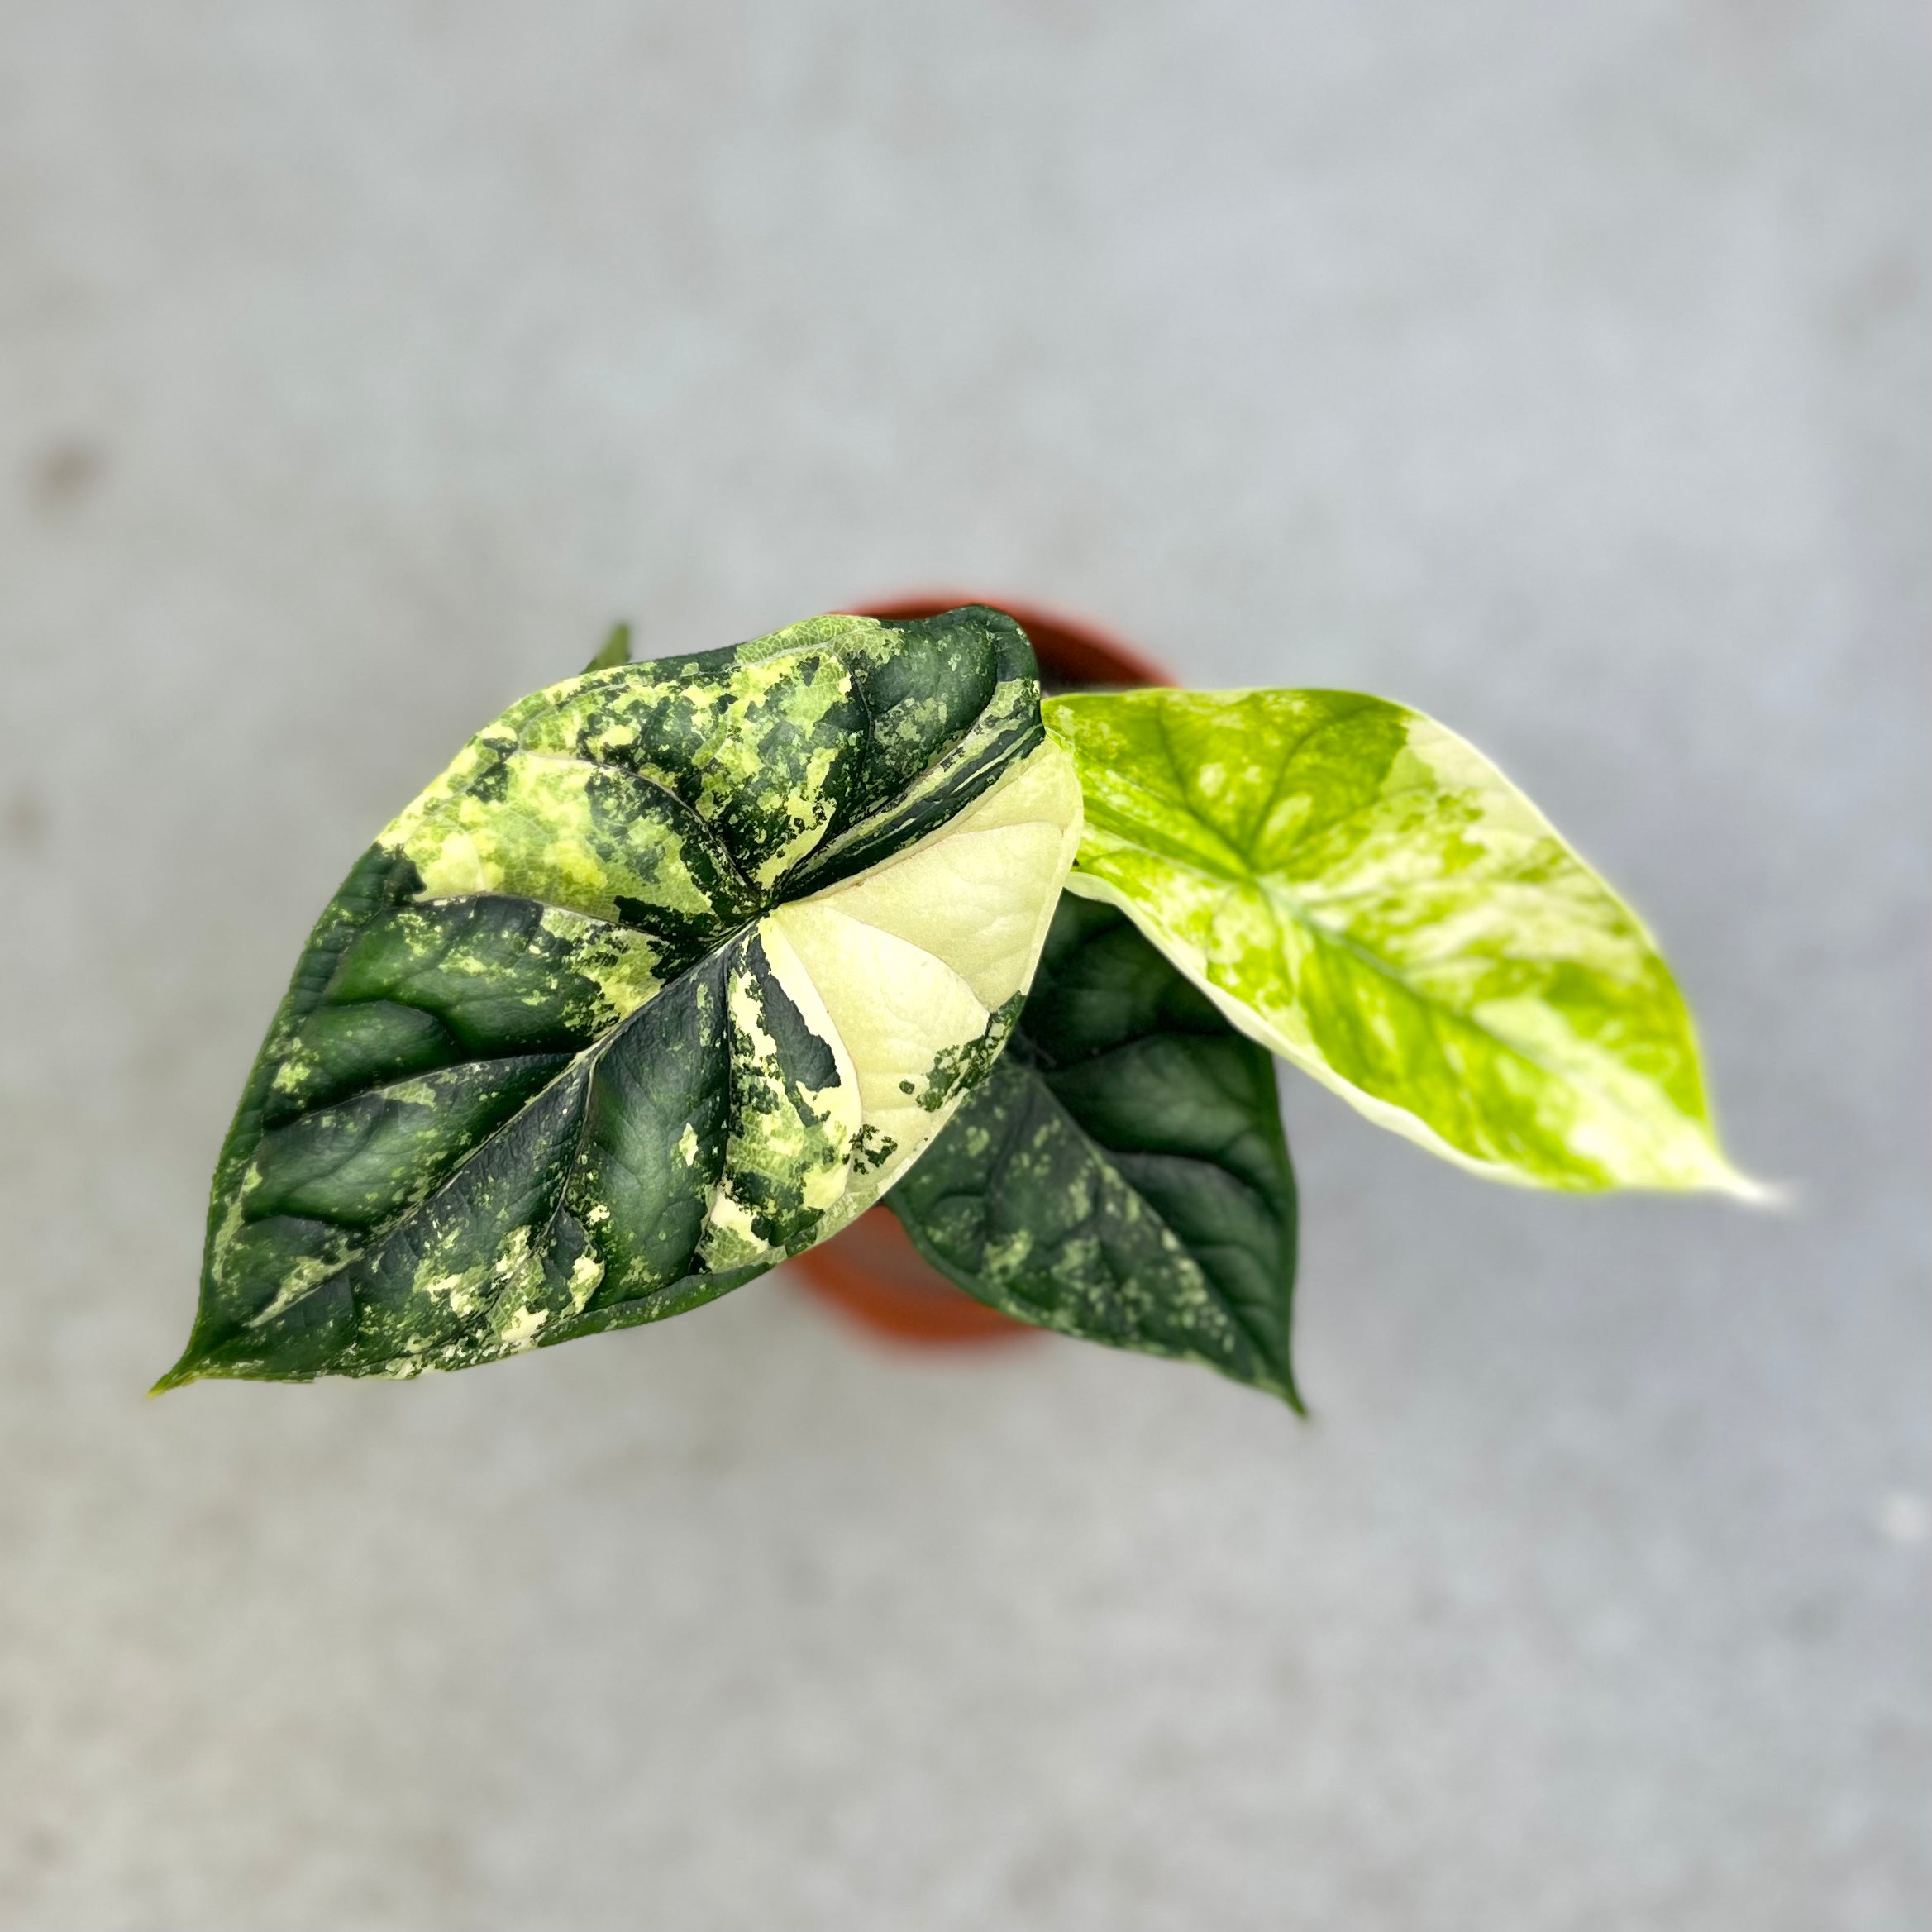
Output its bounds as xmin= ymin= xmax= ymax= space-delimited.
xmin=786 ymin=594 xmax=1171 ymax=1346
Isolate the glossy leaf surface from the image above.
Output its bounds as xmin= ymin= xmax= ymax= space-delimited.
xmin=1044 ymin=687 xmax=1748 ymax=1194
xmin=165 ymin=608 xmax=1080 ymax=1386
xmin=890 ymin=894 xmax=1300 ymax=1403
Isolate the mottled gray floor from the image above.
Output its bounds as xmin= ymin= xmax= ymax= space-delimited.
xmin=2 ymin=4 xmax=1926 ymax=1928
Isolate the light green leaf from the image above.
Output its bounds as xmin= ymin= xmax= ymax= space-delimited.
xmin=1043 ymin=688 xmax=1751 ymax=1195
xmin=164 ymin=608 xmax=1081 ymax=1386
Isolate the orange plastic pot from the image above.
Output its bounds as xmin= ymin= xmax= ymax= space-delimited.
xmin=786 ymin=594 xmax=1171 ymax=1347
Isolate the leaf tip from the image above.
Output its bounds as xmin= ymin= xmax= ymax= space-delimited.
xmin=582 ymin=621 xmax=633 ymax=674
xmin=1710 ymin=1164 xmax=1789 ymax=1210
xmin=1680 ymin=1119 xmax=1780 ymax=1207
xmin=149 ymin=1338 xmax=214 ymax=1396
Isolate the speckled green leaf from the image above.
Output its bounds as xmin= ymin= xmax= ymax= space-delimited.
xmin=1044 ymin=688 xmax=1751 ymax=1195
xmin=164 ymin=608 xmax=1082 ymax=1386
xmin=889 ymin=895 xmax=1300 ymax=1405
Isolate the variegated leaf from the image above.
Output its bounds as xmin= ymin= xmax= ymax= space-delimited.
xmin=1044 ymin=688 xmax=1751 ymax=1195
xmin=163 ymin=608 xmax=1080 ymax=1386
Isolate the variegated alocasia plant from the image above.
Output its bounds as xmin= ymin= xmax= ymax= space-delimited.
xmin=160 ymin=606 xmax=1751 ymax=1402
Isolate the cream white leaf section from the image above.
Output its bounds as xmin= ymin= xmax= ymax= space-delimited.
xmin=772 ymin=735 xmax=1084 ymax=1218
xmin=798 ymin=743 xmax=1082 ymax=1009
xmin=774 ymin=907 xmax=987 ymax=1194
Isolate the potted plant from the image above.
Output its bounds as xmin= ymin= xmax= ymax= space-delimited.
xmin=158 ymin=605 xmax=1753 ymax=1406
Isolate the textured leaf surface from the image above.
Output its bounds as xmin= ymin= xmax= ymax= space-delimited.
xmin=889 ymin=895 xmax=1300 ymax=1403
xmin=166 ymin=608 xmax=1080 ymax=1386
xmin=1044 ymin=688 xmax=1748 ymax=1194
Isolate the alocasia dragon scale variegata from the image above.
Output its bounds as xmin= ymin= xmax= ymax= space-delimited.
xmin=160 ymin=606 xmax=1751 ymax=1401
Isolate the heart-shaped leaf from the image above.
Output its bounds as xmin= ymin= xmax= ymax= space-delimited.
xmin=1043 ymin=688 xmax=1752 ymax=1194
xmin=888 ymin=894 xmax=1300 ymax=1404
xmin=163 ymin=608 xmax=1081 ymax=1386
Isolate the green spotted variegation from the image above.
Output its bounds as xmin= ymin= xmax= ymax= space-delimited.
xmin=1043 ymin=688 xmax=1751 ymax=1195
xmin=163 ymin=608 xmax=1080 ymax=1386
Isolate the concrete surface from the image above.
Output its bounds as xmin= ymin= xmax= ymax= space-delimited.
xmin=2 ymin=3 xmax=1926 ymax=1928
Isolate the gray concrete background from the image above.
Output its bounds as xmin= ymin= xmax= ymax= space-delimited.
xmin=2 ymin=3 xmax=1926 ymax=1928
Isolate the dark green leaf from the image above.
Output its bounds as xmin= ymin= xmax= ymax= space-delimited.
xmin=889 ymin=894 xmax=1301 ymax=1405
